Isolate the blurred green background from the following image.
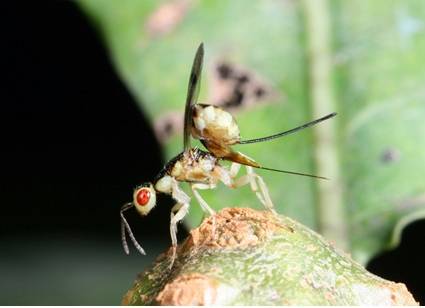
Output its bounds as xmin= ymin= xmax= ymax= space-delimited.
xmin=1 ymin=0 xmax=425 ymax=305
xmin=78 ymin=0 xmax=425 ymax=264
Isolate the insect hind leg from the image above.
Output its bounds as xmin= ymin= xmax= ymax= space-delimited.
xmin=227 ymin=163 xmax=276 ymax=213
xmin=246 ymin=166 xmax=276 ymax=214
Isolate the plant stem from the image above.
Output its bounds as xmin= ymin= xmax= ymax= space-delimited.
xmin=302 ymin=0 xmax=348 ymax=250
xmin=124 ymin=208 xmax=417 ymax=305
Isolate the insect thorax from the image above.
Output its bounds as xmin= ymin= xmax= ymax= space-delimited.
xmin=165 ymin=148 xmax=219 ymax=184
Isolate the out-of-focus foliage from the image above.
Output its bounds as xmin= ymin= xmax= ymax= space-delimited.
xmin=78 ymin=0 xmax=425 ymax=264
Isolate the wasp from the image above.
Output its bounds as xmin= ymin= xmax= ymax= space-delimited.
xmin=120 ymin=43 xmax=336 ymax=266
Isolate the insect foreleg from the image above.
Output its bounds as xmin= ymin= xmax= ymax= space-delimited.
xmin=168 ymin=181 xmax=192 ymax=268
xmin=171 ymin=178 xmax=191 ymax=204
xmin=169 ymin=202 xmax=190 ymax=269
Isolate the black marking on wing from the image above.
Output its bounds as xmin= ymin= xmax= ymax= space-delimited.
xmin=183 ymin=43 xmax=204 ymax=152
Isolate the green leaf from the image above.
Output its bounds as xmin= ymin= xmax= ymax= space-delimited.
xmin=78 ymin=0 xmax=425 ymax=264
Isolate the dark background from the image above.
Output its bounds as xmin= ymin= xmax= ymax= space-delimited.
xmin=0 ymin=0 xmax=423 ymax=305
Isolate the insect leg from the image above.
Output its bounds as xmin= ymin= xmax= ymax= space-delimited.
xmin=191 ymin=183 xmax=217 ymax=239
xmin=168 ymin=180 xmax=191 ymax=268
xmin=169 ymin=201 xmax=190 ymax=269
xmin=227 ymin=163 xmax=266 ymax=206
xmin=229 ymin=163 xmax=260 ymax=199
xmin=120 ymin=202 xmax=146 ymax=255
xmin=190 ymin=183 xmax=216 ymax=216
xmin=171 ymin=178 xmax=191 ymax=204
xmin=229 ymin=162 xmax=241 ymax=178
xmin=246 ymin=166 xmax=276 ymax=214
xmin=224 ymin=164 xmax=276 ymax=213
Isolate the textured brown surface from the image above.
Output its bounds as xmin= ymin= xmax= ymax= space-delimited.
xmin=386 ymin=282 xmax=419 ymax=305
xmin=182 ymin=207 xmax=290 ymax=250
xmin=156 ymin=273 xmax=219 ymax=305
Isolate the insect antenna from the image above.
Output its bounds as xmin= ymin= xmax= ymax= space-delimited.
xmin=120 ymin=202 xmax=146 ymax=255
xmin=239 ymin=112 xmax=337 ymax=144
xmin=257 ymin=166 xmax=328 ymax=180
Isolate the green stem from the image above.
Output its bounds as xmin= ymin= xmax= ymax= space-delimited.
xmin=124 ymin=208 xmax=417 ymax=305
xmin=302 ymin=0 xmax=348 ymax=250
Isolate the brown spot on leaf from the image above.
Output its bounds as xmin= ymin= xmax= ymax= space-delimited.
xmin=156 ymin=273 xmax=219 ymax=305
xmin=237 ymin=74 xmax=250 ymax=84
xmin=217 ymin=63 xmax=233 ymax=79
xmin=208 ymin=60 xmax=281 ymax=112
xmin=145 ymin=0 xmax=192 ymax=38
xmin=154 ymin=111 xmax=183 ymax=143
xmin=255 ymin=86 xmax=265 ymax=98
xmin=380 ymin=147 xmax=401 ymax=163
xmin=223 ymin=88 xmax=244 ymax=108
xmin=151 ymin=57 xmax=282 ymax=144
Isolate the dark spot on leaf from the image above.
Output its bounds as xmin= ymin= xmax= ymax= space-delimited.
xmin=210 ymin=59 xmax=279 ymax=112
xmin=380 ymin=148 xmax=401 ymax=164
xmin=156 ymin=119 xmax=176 ymax=141
xmin=236 ymin=74 xmax=249 ymax=84
xmin=222 ymin=100 xmax=235 ymax=108
xmin=222 ymin=101 xmax=232 ymax=108
xmin=255 ymin=87 xmax=266 ymax=98
xmin=154 ymin=112 xmax=183 ymax=144
xmin=217 ymin=63 xmax=233 ymax=79
xmin=164 ymin=121 xmax=173 ymax=135
xmin=223 ymin=89 xmax=244 ymax=108
xmin=234 ymin=88 xmax=244 ymax=104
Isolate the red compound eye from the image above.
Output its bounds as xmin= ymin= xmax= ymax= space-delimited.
xmin=136 ymin=189 xmax=150 ymax=206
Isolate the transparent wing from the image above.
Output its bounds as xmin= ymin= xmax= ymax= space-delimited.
xmin=183 ymin=43 xmax=204 ymax=152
